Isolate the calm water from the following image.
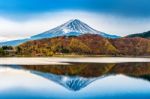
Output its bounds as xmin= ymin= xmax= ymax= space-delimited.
xmin=0 ymin=62 xmax=150 ymax=99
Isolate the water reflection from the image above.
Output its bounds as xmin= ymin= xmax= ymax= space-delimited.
xmin=31 ymin=70 xmax=100 ymax=91
xmin=21 ymin=62 xmax=150 ymax=83
xmin=0 ymin=62 xmax=150 ymax=98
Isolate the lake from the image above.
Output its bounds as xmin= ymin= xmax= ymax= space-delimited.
xmin=0 ymin=61 xmax=150 ymax=99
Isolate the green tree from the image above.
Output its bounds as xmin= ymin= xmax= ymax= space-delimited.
xmin=2 ymin=46 xmax=13 ymax=50
xmin=0 ymin=48 xmax=5 ymax=56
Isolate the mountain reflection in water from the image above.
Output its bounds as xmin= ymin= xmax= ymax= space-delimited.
xmin=0 ymin=62 xmax=150 ymax=99
xmin=2 ymin=62 xmax=150 ymax=91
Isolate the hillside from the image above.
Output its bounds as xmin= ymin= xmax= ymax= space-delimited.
xmin=110 ymin=37 xmax=150 ymax=55
xmin=16 ymin=34 xmax=150 ymax=56
xmin=127 ymin=31 xmax=150 ymax=38
xmin=17 ymin=34 xmax=118 ymax=56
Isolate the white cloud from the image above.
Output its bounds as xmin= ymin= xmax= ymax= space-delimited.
xmin=0 ymin=36 xmax=9 ymax=42
xmin=0 ymin=11 xmax=150 ymax=41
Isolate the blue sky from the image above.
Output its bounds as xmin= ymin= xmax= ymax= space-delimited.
xmin=0 ymin=0 xmax=150 ymax=17
xmin=0 ymin=0 xmax=150 ymax=41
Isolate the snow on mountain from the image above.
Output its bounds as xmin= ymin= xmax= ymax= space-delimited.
xmin=0 ymin=19 xmax=120 ymax=46
xmin=31 ymin=19 xmax=119 ymax=39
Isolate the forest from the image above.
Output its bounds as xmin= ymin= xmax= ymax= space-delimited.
xmin=1 ymin=34 xmax=150 ymax=57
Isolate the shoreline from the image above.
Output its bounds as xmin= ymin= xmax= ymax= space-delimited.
xmin=2 ymin=54 xmax=150 ymax=58
xmin=0 ymin=57 xmax=150 ymax=65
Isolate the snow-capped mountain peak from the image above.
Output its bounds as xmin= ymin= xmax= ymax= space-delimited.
xmin=0 ymin=19 xmax=120 ymax=46
xmin=60 ymin=19 xmax=101 ymax=34
xmin=31 ymin=19 xmax=119 ymax=40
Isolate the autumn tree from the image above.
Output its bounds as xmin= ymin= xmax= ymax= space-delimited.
xmin=68 ymin=38 xmax=91 ymax=54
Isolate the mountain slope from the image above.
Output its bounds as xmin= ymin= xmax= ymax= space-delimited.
xmin=0 ymin=39 xmax=28 ymax=46
xmin=0 ymin=19 xmax=120 ymax=46
xmin=17 ymin=34 xmax=119 ymax=56
xmin=110 ymin=37 xmax=150 ymax=55
xmin=127 ymin=31 xmax=150 ymax=38
xmin=17 ymin=34 xmax=150 ymax=56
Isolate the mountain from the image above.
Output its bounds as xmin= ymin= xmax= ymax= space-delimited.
xmin=127 ymin=31 xmax=150 ymax=38
xmin=31 ymin=19 xmax=120 ymax=40
xmin=0 ymin=19 xmax=120 ymax=46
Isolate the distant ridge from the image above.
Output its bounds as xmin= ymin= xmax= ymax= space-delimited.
xmin=127 ymin=31 xmax=150 ymax=38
